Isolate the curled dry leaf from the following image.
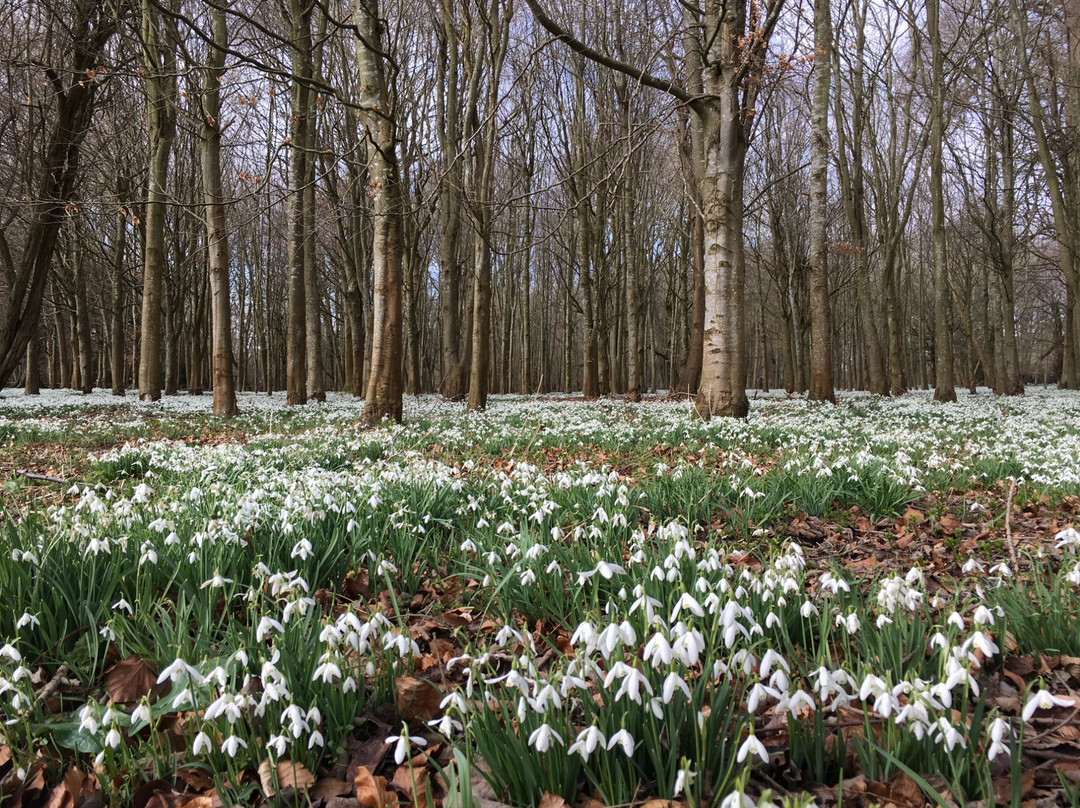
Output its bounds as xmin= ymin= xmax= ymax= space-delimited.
xmin=43 ymin=767 xmax=85 ymax=808
xmin=538 ymin=792 xmax=569 ymax=808
xmin=395 ymin=676 xmax=442 ymax=721
xmin=355 ymin=766 xmax=394 ymax=808
xmin=390 ymin=763 xmax=429 ymax=808
xmin=312 ymin=778 xmax=356 ymax=800
xmin=258 ymin=759 xmax=315 ymax=798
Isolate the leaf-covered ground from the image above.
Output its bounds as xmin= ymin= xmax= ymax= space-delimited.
xmin=3 ymin=388 xmax=1080 ymax=808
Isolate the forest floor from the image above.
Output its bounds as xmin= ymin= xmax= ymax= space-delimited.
xmin=2 ymin=388 xmax=1080 ymax=808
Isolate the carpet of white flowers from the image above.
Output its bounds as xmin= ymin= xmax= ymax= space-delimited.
xmin=4 ymin=388 xmax=1080 ymax=808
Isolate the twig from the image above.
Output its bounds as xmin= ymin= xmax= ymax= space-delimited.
xmin=37 ymin=664 xmax=70 ymax=705
xmin=1005 ymin=478 xmax=1020 ymax=573
xmin=16 ymin=469 xmax=67 ymax=485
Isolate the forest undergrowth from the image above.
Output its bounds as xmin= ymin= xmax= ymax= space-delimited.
xmin=3 ymin=388 xmax=1080 ymax=808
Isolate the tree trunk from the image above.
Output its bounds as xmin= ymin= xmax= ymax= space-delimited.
xmin=138 ymin=0 xmax=178 ymax=402
xmin=356 ymin=0 xmax=404 ymax=424
xmin=0 ymin=0 xmax=115 ymax=388
xmin=285 ymin=0 xmax=312 ymax=405
xmin=201 ymin=3 xmax=237 ymax=416
xmin=928 ymin=0 xmax=955 ymax=402
xmin=807 ymin=0 xmax=835 ymax=403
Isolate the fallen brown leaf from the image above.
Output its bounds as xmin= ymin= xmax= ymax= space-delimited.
xmin=312 ymin=778 xmax=356 ymax=800
xmin=106 ymin=655 xmax=158 ymax=704
xmin=258 ymin=759 xmax=315 ymax=798
xmin=395 ymin=676 xmax=442 ymax=721
xmin=355 ymin=766 xmax=394 ymax=808
xmin=43 ymin=768 xmax=85 ymax=808
xmin=538 ymin=793 xmax=569 ymax=808
xmin=993 ymin=769 xmax=1034 ymax=805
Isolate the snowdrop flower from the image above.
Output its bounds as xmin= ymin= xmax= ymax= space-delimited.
xmin=256 ymin=616 xmax=284 ymax=642
xmin=268 ymin=734 xmax=288 ymax=757
xmin=760 ymin=649 xmax=789 ymax=677
xmin=961 ymin=558 xmax=985 ymax=574
xmin=737 ymin=731 xmax=769 ymax=765
xmin=192 ymin=731 xmax=214 ymax=755
xmin=671 ymin=592 xmax=705 ymax=620
xmin=568 ymin=726 xmax=606 ymax=761
xmin=130 ymin=702 xmax=152 ymax=726
xmin=989 ymin=563 xmax=1012 ymax=577
xmin=800 ymin=601 xmax=819 ymax=618
xmin=385 ymin=728 xmax=427 ymax=765
xmin=200 ymin=570 xmax=233 ymax=589
xmin=934 ymin=717 xmax=966 ymax=751
xmin=15 ymin=613 xmax=39 ymax=629
xmin=576 ymin=560 xmax=626 ymax=585
xmin=608 ymin=728 xmax=635 ymax=756
xmin=673 ymin=766 xmax=696 ymax=798
xmin=313 ymin=659 xmax=342 ymax=683
xmin=1022 ymin=688 xmax=1075 ymax=721
xmin=987 ymin=717 xmax=1012 ymax=761
xmin=1056 ymin=527 xmax=1080 ymax=551
xmin=946 ymin=612 xmax=965 ymax=630
xmin=156 ymin=657 xmax=203 ymax=684
xmin=221 ymin=734 xmax=247 ymax=758
xmin=428 ymin=714 xmax=463 ymax=736
xmin=291 ymin=539 xmax=313 ymax=560
xmin=819 ymin=572 xmax=850 ymax=594
xmin=973 ymin=605 xmax=994 ymax=626
xmin=662 ymin=671 xmax=691 ymax=703
xmin=527 ymin=723 xmax=563 ymax=753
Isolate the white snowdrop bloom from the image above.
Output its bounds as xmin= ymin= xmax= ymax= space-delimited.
xmin=376 ymin=559 xmax=398 ymax=575
xmin=308 ymin=730 xmax=325 ymax=748
xmin=130 ymin=702 xmax=151 ymax=726
xmin=221 ymin=734 xmax=247 ymax=757
xmin=1022 ymin=689 xmax=1075 ymax=721
xmin=876 ymin=614 xmax=893 ymax=629
xmin=972 ymin=605 xmax=994 ymax=626
xmin=989 ymin=563 xmax=1012 ymax=577
xmin=671 ymin=592 xmax=704 ymax=621
xmin=291 ymin=539 xmax=313 ymax=560
xmin=747 ymin=682 xmax=778 ymax=713
xmin=737 ymin=732 xmax=769 ymax=765
xmin=961 ymin=558 xmax=985 ymax=574
xmin=946 ymin=612 xmax=965 ymax=630
xmin=608 ymin=728 xmax=635 ymax=757
xmin=132 ymin=483 xmax=153 ymax=503
xmin=1056 ymin=527 xmax=1080 ymax=551
xmin=256 ymin=616 xmax=284 ymax=643
xmin=934 ymin=717 xmax=966 ymax=751
xmin=859 ymin=674 xmax=888 ymax=701
xmin=781 ymin=689 xmax=815 ymax=715
xmin=800 ymin=601 xmax=819 ymax=619
xmin=568 ymin=726 xmax=606 ymax=761
xmin=837 ymin=612 xmax=861 ymax=634
xmin=662 ymin=671 xmax=692 ymax=704
xmin=819 ymin=572 xmax=850 ymax=594
xmin=192 ymin=731 xmax=213 ymax=755
xmin=171 ymin=688 xmax=194 ymax=710
xmin=760 ymin=649 xmax=789 ymax=677
xmin=77 ymin=705 xmax=100 ymax=734
xmin=969 ymin=631 xmax=999 ymax=659
xmin=520 ymin=569 xmax=537 ymax=586
xmin=267 ymin=734 xmax=288 ymax=757
xmin=527 ymin=723 xmax=563 ymax=753
xmin=313 ymin=660 xmax=342 ymax=684
xmin=156 ymin=657 xmax=203 ymax=684
xmin=673 ymin=768 xmax=696 ymax=798
xmin=200 ymin=570 xmax=233 ymax=589
xmin=15 ymin=613 xmax=39 ymax=629
xmin=722 ymin=792 xmax=759 ymax=808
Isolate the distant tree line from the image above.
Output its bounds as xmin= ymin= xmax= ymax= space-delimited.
xmin=0 ymin=0 xmax=1074 ymax=419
